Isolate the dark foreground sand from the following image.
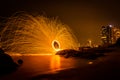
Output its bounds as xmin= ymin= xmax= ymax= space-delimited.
xmin=31 ymin=51 xmax=120 ymax=80
xmin=0 ymin=50 xmax=120 ymax=80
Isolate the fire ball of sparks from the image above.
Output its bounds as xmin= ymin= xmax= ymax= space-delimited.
xmin=52 ymin=40 xmax=61 ymax=51
xmin=0 ymin=12 xmax=79 ymax=54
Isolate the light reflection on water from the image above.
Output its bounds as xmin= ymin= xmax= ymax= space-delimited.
xmin=9 ymin=55 xmax=89 ymax=79
xmin=50 ymin=55 xmax=61 ymax=72
xmin=12 ymin=55 xmax=78 ymax=72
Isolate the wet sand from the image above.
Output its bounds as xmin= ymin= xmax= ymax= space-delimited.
xmin=32 ymin=52 xmax=120 ymax=80
xmin=0 ymin=51 xmax=120 ymax=80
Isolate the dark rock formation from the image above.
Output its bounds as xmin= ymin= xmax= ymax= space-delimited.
xmin=0 ymin=48 xmax=19 ymax=76
xmin=115 ymin=38 xmax=120 ymax=47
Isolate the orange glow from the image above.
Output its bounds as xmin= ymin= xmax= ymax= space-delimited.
xmin=88 ymin=61 xmax=93 ymax=64
xmin=50 ymin=55 xmax=61 ymax=72
xmin=0 ymin=13 xmax=79 ymax=54
xmin=9 ymin=53 xmax=52 ymax=56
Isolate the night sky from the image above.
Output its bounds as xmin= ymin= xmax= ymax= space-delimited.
xmin=0 ymin=0 xmax=120 ymax=45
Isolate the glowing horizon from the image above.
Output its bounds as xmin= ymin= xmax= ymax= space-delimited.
xmin=0 ymin=13 xmax=79 ymax=54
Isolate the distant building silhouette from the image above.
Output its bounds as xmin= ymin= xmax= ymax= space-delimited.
xmin=101 ymin=25 xmax=120 ymax=45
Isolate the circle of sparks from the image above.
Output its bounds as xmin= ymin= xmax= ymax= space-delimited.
xmin=52 ymin=40 xmax=60 ymax=51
